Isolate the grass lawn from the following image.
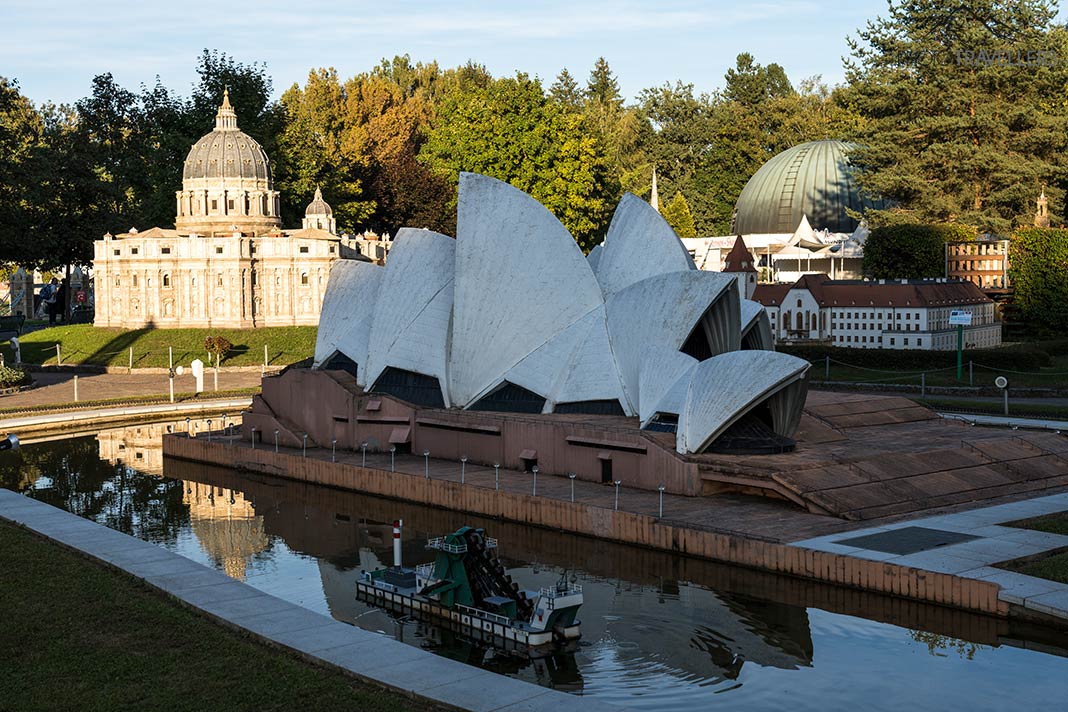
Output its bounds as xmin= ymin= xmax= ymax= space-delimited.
xmin=1006 ymin=512 xmax=1068 ymax=536
xmin=0 ymin=519 xmax=430 ymax=712
xmin=0 ymin=324 xmax=316 ymax=368
xmin=1005 ymin=551 xmax=1068 ymax=585
xmin=998 ymin=513 xmax=1068 ymax=585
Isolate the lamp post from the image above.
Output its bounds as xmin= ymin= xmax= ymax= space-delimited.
xmin=274 ymin=429 xmax=279 ymax=453
xmin=614 ymin=480 xmax=622 ymax=511
xmin=532 ymin=466 xmax=538 ymax=497
xmin=331 ymin=438 xmax=337 ymax=462
xmin=250 ymin=426 xmax=256 ymax=449
xmin=390 ymin=445 xmax=396 ymax=472
xmin=494 ymin=463 xmax=500 ymax=490
xmin=361 ymin=442 xmax=368 ymax=467
xmin=568 ymin=473 xmax=576 ymax=503
xmin=186 ymin=417 xmax=191 ymax=437
xmin=657 ymin=484 xmax=666 ymax=518
xmin=206 ymin=419 xmax=212 ymax=443
xmin=460 ymin=456 xmax=467 ymax=484
xmin=423 ymin=450 xmax=430 ymax=479
xmin=302 ymin=433 xmax=308 ymax=458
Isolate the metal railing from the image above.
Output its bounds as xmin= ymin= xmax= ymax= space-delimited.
xmin=426 ymin=536 xmax=467 ymax=554
xmin=415 ymin=562 xmax=435 ymax=580
xmin=539 ymin=583 xmax=582 ymax=599
xmin=455 ymin=603 xmax=513 ymax=627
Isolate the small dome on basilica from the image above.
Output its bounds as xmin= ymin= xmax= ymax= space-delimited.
xmin=305 ymin=187 xmax=333 ymax=216
xmin=732 ymin=139 xmax=886 ymax=235
xmin=182 ymin=89 xmax=271 ymax=183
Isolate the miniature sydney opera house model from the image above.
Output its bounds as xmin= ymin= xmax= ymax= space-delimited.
xmin=297 ymin=173 xmax=810 ymax=460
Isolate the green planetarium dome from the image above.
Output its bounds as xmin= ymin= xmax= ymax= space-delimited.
xmin=731 ymin=139 xmax=884 ymax=235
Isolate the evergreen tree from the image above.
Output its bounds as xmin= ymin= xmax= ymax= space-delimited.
xmin=585 ymin=57 xmax=622 ymax=108
xmin=660 ymin=192 xmax=697 ymax=237
xmin=723 ymin=53 xmax=794 ymax=105
xmin=844 ymin=0 xmax=1068 ymax=233
xmin=550 ymin=68 xmax=583 ymax=109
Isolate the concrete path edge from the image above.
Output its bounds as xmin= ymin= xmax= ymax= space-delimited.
xmin=0 ymin=489 xmax=622 ymax=712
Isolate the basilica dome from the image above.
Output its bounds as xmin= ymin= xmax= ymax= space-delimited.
xmin=182 ymin=89 xmax=271 ymax=183
xmin=175 ymin=89 xmax=281 ymax=235
xmin=731 ymin=140 xmax=885 ymax=235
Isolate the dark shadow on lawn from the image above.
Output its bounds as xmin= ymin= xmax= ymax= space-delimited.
xmin=83 ymin=321 xmax=157 ymax=366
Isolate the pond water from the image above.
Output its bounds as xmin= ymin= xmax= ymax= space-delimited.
xmin=2 ymin=423 xmax=1067 ymax=710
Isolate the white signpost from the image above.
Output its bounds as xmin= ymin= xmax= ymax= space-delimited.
xmin=949 ymin=310 xmax=973 ymax=326
xmin=191 ymin=358 xmax=205 ymax=394
xmin=949 ymin=310 xmax=972 ymax=380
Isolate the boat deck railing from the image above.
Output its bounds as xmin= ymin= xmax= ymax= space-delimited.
xmin=415 ymin=562 xmax=435 ymax=580
xmin=426 ymin=535 xmax=498 ymax=554
xmin=456 ymin=603 xmax=513 ymax=627
xmin=539 ymin=584 xmax=582 ymax=600
xmin=426 ymin=536 xmax=467 ymax=554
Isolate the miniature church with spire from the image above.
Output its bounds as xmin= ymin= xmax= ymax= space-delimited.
xmin=1035 ymin=188 xmax=1051 ymax=228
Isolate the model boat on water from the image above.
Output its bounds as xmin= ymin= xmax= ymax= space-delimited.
xmin=357 ymin=522 xmax=583 ymax=650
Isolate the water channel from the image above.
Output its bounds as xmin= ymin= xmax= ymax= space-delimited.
xmin=2 ymin=420 xmax=1067 ymax=710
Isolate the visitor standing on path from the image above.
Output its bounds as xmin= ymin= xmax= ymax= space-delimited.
xmin=40 ymin=278 xmax=59 ymax=325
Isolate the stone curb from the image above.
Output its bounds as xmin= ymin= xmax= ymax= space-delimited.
xmin=0 ymin=489 xmax=623 ymax=712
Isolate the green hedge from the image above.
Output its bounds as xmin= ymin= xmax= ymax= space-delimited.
xmin=779 ymin=343 xmax=1052 ymax=371
xmin=1010 ymin=228 xmax=1068 ymax=335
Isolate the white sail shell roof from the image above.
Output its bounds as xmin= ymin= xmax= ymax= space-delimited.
xmin=677 ymin=351 xmax=810 ymax=454
xmin=501 ymin=306 xmax=627 ymax=413
xmin=595 ymin=193 xmax=696 ymax=297
xmin=586 ymin=242 xmax=604 ymax=272
xmin=740 ymin=299 xmax=774 ymax=351
xmin=638 ymin=346 xmax=698 ymax=425
xmin=314 ymin=172 xmax=814 ymax=454
xmin=313 ymin=259 xmax=382 ymax=371
xmin=605 ymin=270 xmax=737 ymax=413
xmin=361 ymin=228 xmax=455 ymax=403
xmin=449 ymin=173 xmax=604 ymax=407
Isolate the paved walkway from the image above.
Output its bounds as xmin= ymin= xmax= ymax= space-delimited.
xmin=794 ymin=493 xmax=1068 ymax=621
xmin=0 ymin=370 xmax=263 ymax=410
xmin=0 ymin=398 xmax=252 ymax=432
xmin=0 ymin=488 xmax=622 ymax=712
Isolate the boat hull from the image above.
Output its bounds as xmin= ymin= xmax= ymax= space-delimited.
xmin=356 ymin=581 xmax=580 ymax=651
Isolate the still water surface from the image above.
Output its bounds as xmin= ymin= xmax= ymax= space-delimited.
xmin=2 ymin=424 xmax=1066 ymax=710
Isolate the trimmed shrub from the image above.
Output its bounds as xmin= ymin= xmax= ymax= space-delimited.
xmin=779 ymin=343 xmax=1051 ymax=371
xmin=0 ymin=365 xmax=32 ymax=389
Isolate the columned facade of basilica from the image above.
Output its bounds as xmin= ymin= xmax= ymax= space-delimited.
xmin=92 ymin=90 xmax=374 ymax=329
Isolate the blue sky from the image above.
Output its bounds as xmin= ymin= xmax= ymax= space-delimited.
xmin=5 ymin=0 xmax=902 ymax=106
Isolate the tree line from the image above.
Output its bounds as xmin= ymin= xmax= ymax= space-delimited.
xmin=4 ymin=0 xmax=1068 ymax=272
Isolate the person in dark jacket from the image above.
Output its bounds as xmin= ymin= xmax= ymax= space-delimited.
xmin=56 ymin=279 xmax=68 ymax=323
xmin=41 ymin=278 xmax=59 ymax=325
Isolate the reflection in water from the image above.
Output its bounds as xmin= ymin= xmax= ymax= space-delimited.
xmin=184 ymin=482 xmax=268 ymax=582
xmin=1 ymin=425 xmax=1067 ymax=711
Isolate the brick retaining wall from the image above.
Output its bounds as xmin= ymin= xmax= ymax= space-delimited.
xmin=164 ymin=434 xmax=1009 ymax=618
